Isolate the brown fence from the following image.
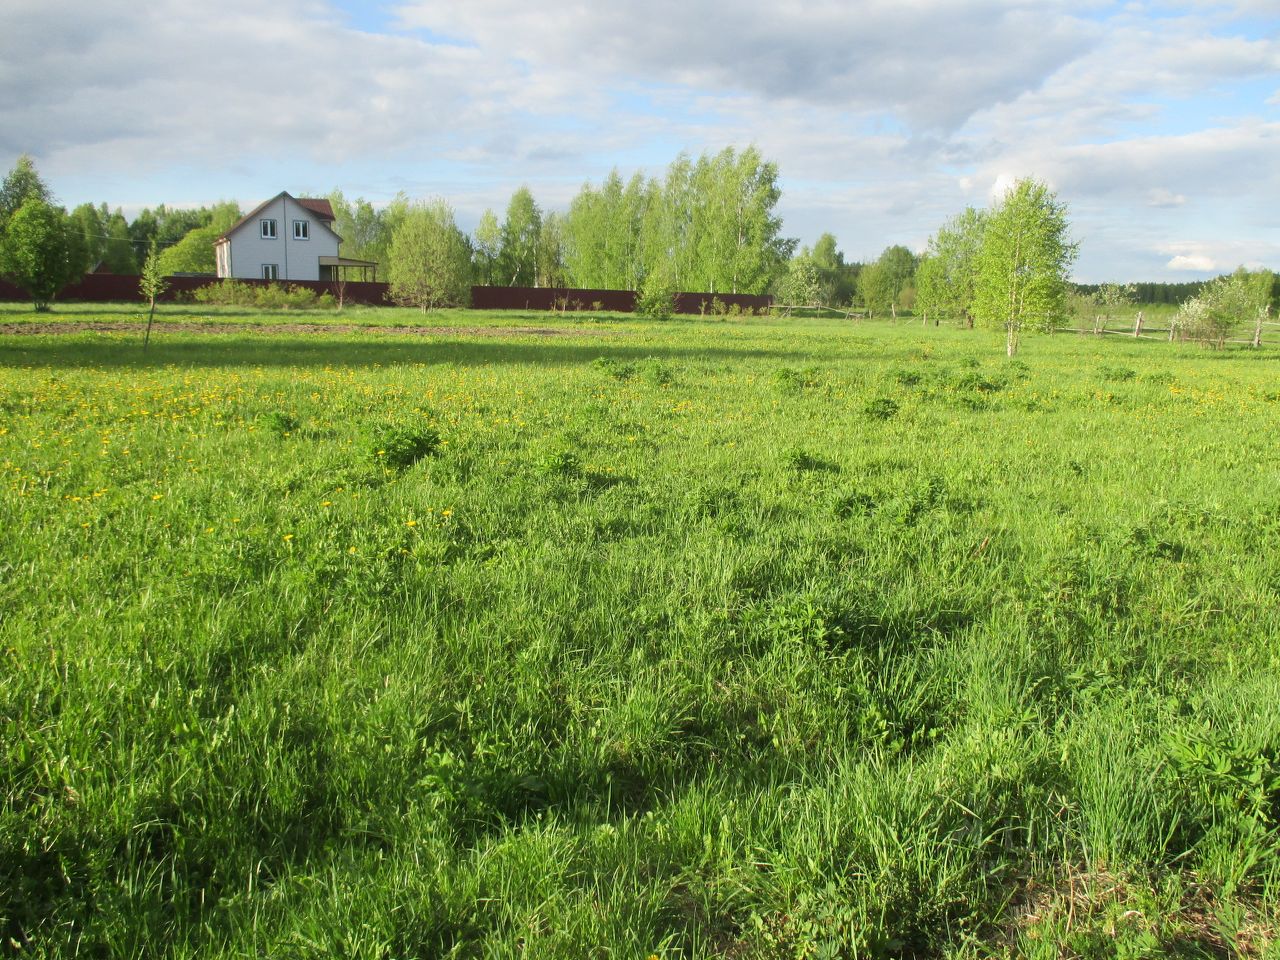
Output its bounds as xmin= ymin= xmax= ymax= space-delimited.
xmin=0 ymin=274 xmax=772 ymax=315
xmin=471 ymin=285 xmax=772 ymax=315
xmin=0 ymin=274 xmax=391 ymax=306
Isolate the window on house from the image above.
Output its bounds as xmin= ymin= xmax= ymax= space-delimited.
xmin=293 ymin=220 xmax=310 ymax=240
xmin=260 ymin=219 xmax=277 ymax=239
xmin=262 ymin=264 xmax=279 ymax=280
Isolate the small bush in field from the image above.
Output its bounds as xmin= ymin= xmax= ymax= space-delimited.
xmin=260 ymin=410 xmax=300 ymax=436
xmin=370 ymin=423 xmax=441 ymax=469
xmin=637 ymin=274 xmax=676 ymax=321
xmin=864 ymin=397 xmax=899 ymax=420
xmin=541 ymin=450 xmax=581 ymax=478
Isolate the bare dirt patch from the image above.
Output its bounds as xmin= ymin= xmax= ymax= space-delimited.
xmin=0 ymin=321 xmax=612 ymax=337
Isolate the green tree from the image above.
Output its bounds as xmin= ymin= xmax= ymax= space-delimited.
xmin=139 ymin=239 xmax=169 ymax=349
xmin=857 ymin=261 xmax=890 ymax=317
xmin=387 ymin=199 xmax=473 ymax=311
xmin=101 ymin=210 xmax=138 ymax=274
xmin=778 ymin=253 xmax=821 ymax=307
xmin=128 ymin=204 xmax=215 ymax=251
xmin=0 ymin=155 xmax=52 ymax=233
xmin=1174 ymin=268 xmax=1275 ymax=348
xmin=0 ymin=198 xmax=80 ymax=310
xmin=973 ymin=178 xmax=1078 ymax=356
xmin=328 ymin=190 xmax=395 ymax=268
xmin=810 ymin=233 xmax=856 ymax=306
xmin=497 ymin=187 xmax=541 ymax=286
xmin=535 ymin=212 xmax=566 ymax=289
xmin=154 ymin=202 xmax=241 ymax=275
xmin=875 ymin=245 xmax=917 ymax=319
xmin=472 ymin=209 xmax=501 ymax=286
xmin=68 ymin=203 xmax=106 ymax=268
xmin=916 ymin=208 xmax=986 ymax=326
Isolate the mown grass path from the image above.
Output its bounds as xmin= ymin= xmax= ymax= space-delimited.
xmin=2 ymin=308 xmax=1278 ymax=957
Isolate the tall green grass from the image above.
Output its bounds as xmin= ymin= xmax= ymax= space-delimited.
xmin=2 ymin=311 xmax=1278 ymax=957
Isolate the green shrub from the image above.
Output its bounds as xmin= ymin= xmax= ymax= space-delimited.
xmin=370 ymin=422 xmax=441 ymax=469
xmin=864 ymin=397 xmax=899 ymax=420
xmin=191 ymin=280 xmax=329 ymax=310
xmin=260 ymin=410 xmax=300 ymax=436
xmin=637 ymin=274 xmax=676 ymax=321
xmin=540 ymin=450 xmax=581 ymax=478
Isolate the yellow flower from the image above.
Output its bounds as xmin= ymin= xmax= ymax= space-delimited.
xmin=406 ymin=519 xmax=417 ymax=527
xmin=282 ymin=533 xmax=294 ymax=541
xmin=151 ymin=493 xmax=163 ymax=501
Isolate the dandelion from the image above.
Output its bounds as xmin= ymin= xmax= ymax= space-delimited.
xmin=282 ymin=533 xmax=294 ymax=542
xmin=151 ymin=493 xmax=163 ymax=501
xmin=406 ymin=519 xmax=417 ymax=527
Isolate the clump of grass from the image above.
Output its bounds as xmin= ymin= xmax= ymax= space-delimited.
xmin=953 ymin=370 xmax=1005 ymax=392
xmin=1100 ymin=365 xmax=1138 ymax=382
xmin=781 ymin=447 xmax=836 ymax=472
xmin=774 ymin=366 xmax=822 ymax=394
xmin=259 ymin=410 xmax=300 ymax=436
xmin=540 ymin=449 xmax=581 ymax=478
xmin=370 ymin=421 xmax=441 ymax=469
xmin=591 ymin=356 xmax=636 ymax=381
xmin=863 ymin=397 xmax=899 ymax=420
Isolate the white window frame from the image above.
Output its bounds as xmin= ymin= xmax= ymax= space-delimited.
xmin=293 ymin=219 xmax=310 ymax=241
xmin=262 ymin=264 xmax=279 ymax=280
xmin=260 ymin=219 xmax=277 ymax=239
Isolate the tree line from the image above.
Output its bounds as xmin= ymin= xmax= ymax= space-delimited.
xmin=2 ymin=153 xmax=1274 ymax=325
xmin=333 ymin=146 xmax=793 ymax=310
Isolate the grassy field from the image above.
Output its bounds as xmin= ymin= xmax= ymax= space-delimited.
xmin=2 ymin=305 xmax=1279 ymax=958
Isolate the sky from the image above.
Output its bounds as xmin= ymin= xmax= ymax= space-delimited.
xmin=1 ymin=0 xmax=1277 ymax=282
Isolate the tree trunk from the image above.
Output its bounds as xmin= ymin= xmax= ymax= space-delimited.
xmin=143 ymin=297 xmax=157 ymax=350
xmin=1133 ymin=310 xmax=1144 ymax=337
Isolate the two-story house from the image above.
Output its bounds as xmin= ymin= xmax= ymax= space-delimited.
xmin=214 ymin=192 xmax=377 ymax=282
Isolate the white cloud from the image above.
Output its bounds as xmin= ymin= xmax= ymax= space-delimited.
xmin=1147 ymin=188 xmax=1187 ymax=207
xmin=392 ymin=0 xmax=1098 ymax=130
xmin=1167 ymin=254 xmax=1217 ymax=271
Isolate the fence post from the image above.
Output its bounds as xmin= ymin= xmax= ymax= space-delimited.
xmin=1133 ymin=310 xmax=1144 ymax=337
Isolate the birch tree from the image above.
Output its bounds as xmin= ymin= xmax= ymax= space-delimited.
xmin=497 ymin=187 xmax=541 ymax=286
xmin=973 ymin=178 xmax=1077 ymax=356
xmin=387 ymin=200 xmax=473 ymax=311
xmin=916 ymin=208 xmax=986 ymax=326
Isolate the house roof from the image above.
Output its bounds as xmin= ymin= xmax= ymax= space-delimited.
xmin=296 ymin=198 xmax=335 ymax=221
xmin=217 ymin=192 xmax=339 ymax=242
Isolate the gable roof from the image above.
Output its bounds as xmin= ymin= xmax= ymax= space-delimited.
xmin=216 ymin=192 xmax=340 ymax=243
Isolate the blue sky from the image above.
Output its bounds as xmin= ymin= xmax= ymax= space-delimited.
xmin=2 ymin=0 xmax=1277 ymax=281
